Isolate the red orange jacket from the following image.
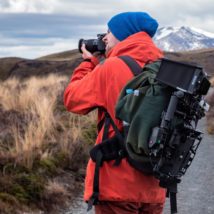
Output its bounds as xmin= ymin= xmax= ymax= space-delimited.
xmin=64 ymin=32 xmax=166 ymax=203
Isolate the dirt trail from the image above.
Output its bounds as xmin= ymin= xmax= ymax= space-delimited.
xmin=163 ymin=118 xmax=214 ymax=214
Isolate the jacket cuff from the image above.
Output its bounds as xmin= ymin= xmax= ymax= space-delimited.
xmin=83 ymin=57 xmax=100 ymax=67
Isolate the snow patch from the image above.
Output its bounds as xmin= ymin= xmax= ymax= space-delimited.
xmin=154 ymin=26 xmax=214 ymax=51
xmin=190 ymin=27 xmax=214 ymax=38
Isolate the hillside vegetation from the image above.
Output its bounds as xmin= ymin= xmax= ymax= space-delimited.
xmin=0 ymin=57 xmax=24 ymax=81
xmin=163 ymin=48 xmax=214 ymax=76
xmin=0 ymin=50 xmax=82 ymax=81
xmin=205 ymin=89 xmax=214 ymax=136
xmin=1 ymin=48 xmax=214 ymax=81
xmin=0 ymin=74 xmax=97 ymax=213
xmin=37 ymin=49 xmax=81 ymax=61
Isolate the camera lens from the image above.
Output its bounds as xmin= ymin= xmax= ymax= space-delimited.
xmin=78 ymin=39 xmax=84 ymax=53
xmin=78 ymin=35 xmax=106 ymax=54
xmin=78 ymin=39 xmax=100 ymax=53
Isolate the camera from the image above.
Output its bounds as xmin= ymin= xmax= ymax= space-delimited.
xmin=148 ymin=58 xmax=210 ymax=186
xmin=78 ymin=33 xmax=106 ymax=54
xmin=148 ymin=59 xmax=210 ymax=213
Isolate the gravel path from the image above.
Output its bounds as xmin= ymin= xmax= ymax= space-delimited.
xmin=64 ymin=118 xmax=214 ymax=214
xmin=163 ymin=118 xmax=214 ymax=214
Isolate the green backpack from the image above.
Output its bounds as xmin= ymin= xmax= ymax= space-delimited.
xmin=115 ymin=59 xmax=172 ymax=163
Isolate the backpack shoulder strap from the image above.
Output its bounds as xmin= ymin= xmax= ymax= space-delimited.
xmin=118 ymin=55 xmax=142 ymax=76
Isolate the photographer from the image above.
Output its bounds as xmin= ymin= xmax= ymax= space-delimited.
xmin=64 ymin=12 xmax=165 ymax=214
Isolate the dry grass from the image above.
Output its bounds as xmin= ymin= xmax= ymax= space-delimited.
xmin=44 ymin=180 xmax=69 ymax=197
xmin=0 ymin=73 xmax=97 ymax=213
xmin=210 ymin=77 xmax=214 ymax=87
xmin=0 ymin=74 xmax=97 ymax=169
xmin=0 ymin=75 xmax=65 ymax=112
xmin=41 ymin=180 xmax=69 ymax=210
xmin=205 ymin=89 xmax=214 ymax=135
xmin=206 ymin=88 xmax=214 ymax=135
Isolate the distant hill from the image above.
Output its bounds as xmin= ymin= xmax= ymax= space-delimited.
xmin=37 ymin=49 xmax=81 ymax=61
xmin=0 ymin=50 xmax=82 ymax=81
xmin=0 ymin=48 xmax=213 ymax=81
xmin=0 ymin=57 xmax=24 ymax=80
xmin=163 ymin=48 xmax=214 ymax=76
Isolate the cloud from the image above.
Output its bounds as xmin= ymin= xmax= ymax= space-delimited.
xmin=0 ymin=0 xmax=214 ymax=58
xmin=0 ymin=37 xmax=78 ymax=59
xmin=0 ymin=13 xmax=107 ymax=37
xmin=0 ymin=0 xmax=134 ymax=16
xmin=0 ymin=13 xmax=108 ymax=58
xmin=0 ymin=0 xmax=10 ymax=8
xmin=0 ymin=0 xmax=56 ymax=13
xmin=1 ymin=0 xmax=214 ymax=31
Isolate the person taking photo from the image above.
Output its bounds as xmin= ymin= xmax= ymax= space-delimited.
xmin=64 ymin=11 xmax=165 ymax=214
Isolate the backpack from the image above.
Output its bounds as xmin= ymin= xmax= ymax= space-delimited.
xmin=88 ymin=55 xmax=210 ymax=213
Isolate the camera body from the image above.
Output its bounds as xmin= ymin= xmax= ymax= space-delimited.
xmin=78 ymin=34 xmax=106 ymax=54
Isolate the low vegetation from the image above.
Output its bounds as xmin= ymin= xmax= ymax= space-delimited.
xmin=164 ymin=48 xmax=214 ymax=76
xmin=0 ymin=57 xmax=24 ymax=81
xmin=205 ymin=84 xmax=214 ymax=136
xmin=0 ymin=74 xmax=97 ymax=213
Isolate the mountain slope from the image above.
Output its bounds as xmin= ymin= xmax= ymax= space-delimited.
xmin=37 ymin=49 xmax=81 ymax=61
xmin=163 ymin=47 xmax=214 ymax=75
xmin=0 ymin=57 xmax=25 ymax=80
xmin=0 ymin=50 xmax=82 ymax=80
xmin=154 ymin=26 xmax=214 ymax=51
xmin=1 ymin=47 xmax=214 ymax=81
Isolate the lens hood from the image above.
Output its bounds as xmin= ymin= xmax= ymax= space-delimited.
xmin=78 ymin=39 xmax=84 ymax=53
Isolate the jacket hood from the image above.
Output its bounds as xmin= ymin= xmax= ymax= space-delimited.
xmin=106 ymin=32 xmax=163 ymax=64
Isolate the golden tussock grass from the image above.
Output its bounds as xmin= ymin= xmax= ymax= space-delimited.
xmin=41 ymin=180 xmax=69 ymax=206
xmin=0 ymin=73 xmax=97 ymax=213
xmin=0 ymin=74 xmax=97 ymax=169
xmin=206 ymin=89 xmax=214 ymax=135
xmin=210 ymin=76 xmax=214 ymax=87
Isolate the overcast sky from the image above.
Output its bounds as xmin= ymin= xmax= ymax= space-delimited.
xmin=1 ymin=0 xmax=214 ymax=59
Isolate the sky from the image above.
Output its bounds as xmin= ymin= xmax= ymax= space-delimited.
xmin=0 ymin=0 xmax=214 ymax=59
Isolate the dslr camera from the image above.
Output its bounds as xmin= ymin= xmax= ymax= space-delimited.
xmin=78 ymin=34 xmax=106 ymax=54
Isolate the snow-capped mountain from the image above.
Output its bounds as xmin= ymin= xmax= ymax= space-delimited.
xmin=153 ymin=26 xmax=214 ymax=51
